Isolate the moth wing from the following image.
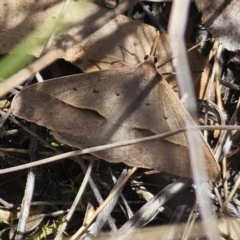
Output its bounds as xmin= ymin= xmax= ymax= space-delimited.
xmin=157 ymin=80 xmax=220 ymax=181
xmin=11 ymin=68 xmax=139 ymax=134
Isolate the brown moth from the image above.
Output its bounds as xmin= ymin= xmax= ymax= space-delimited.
xmin=11 ymin=34 xmax=220 ymax=182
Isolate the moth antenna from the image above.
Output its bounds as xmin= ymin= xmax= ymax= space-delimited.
xmin=149 ymin=31 xmax=160 ymax=56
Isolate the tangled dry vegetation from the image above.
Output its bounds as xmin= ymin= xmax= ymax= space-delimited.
xmin=0 ymin=0 xmax=240 ymax=239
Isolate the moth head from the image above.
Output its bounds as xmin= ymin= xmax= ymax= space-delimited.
xmin=144 ymin=55 xmax=158 ymax=63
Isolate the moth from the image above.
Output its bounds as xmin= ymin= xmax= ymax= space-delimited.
xmin=11 ymin=33 xmax=220 ymax=182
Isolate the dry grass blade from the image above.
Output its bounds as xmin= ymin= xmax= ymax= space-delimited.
xmin=15 ymin=123 xmax=39 ymax=240
xmin=81 ymin=168 xmax=130 ymax=238
xmin=0 ymin=125 xmax=239 ymax=175
xmin=70 ymin=167 xmax=137 ymax=240
xmin=168 ymin=0 xmax=218 ymax=239
xmin=110 ymin=178 xmax=190 ymax=240
xmin=54 ymin=160 xmax=93 ymax=239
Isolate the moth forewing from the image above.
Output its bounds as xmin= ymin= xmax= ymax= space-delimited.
xmin=11 ymin=40 xmax=220 ymax=182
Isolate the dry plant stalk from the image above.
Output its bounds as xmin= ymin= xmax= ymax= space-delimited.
xmin=0 ymin=125 xmax=239 ymax=175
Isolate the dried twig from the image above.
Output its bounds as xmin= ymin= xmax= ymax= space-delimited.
xmin=1 ymin=125 xmax=240 ymax=175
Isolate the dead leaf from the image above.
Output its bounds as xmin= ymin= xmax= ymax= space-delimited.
xmin=56 ymin=14 xmax=206 ymax=102
xmin=195 ymin=0 xmax=240 ymax=51
xmin=11 ymin=35 xmax=220 ymax=182
xmin=60 ymin=14 xmax=173 ymax=74
xmin=0 ymin=0 xmax=137 ymax=56
xmin=0 ymin=0 xmax=69 ymax=55
xmin=0 ymin=0 xmax=204 ymax=81
xmin=59 ymin=15 xmax=206 ymax=82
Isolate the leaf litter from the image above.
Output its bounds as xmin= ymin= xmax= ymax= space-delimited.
xmin=1 ymin=1 xmax=240 ymax=239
